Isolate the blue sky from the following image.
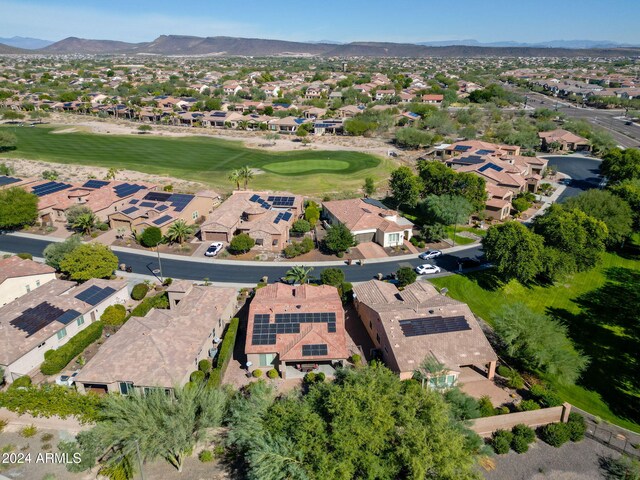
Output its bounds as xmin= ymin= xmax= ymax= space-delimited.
xmin=2 ymin=0 xmax=639 ymax=44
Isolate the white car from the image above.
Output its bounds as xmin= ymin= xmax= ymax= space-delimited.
xmin=204 ymin=242 xmax=224 ymax=257
xmin=419 ymin=250 xmax=442 ymax=260
xmin=56 ymin=372 xmax=79 ymax=387
xmin=415 ymin=264 xmax=441 ymax=275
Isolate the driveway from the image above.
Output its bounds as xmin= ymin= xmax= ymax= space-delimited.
xmin=543 ymin=155 xmax=604 ymax=201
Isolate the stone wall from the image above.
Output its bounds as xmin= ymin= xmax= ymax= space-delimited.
xmin=469 ymin=403 xmax=571 ymax=437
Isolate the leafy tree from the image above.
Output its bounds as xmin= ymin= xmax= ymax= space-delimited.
xmin=1 ymin=110 xmax=24 ymax=120
xmin=140 ymin=226 xmax=162 ymax=248
xmin=540 ymin=246 xmax=577 ymax=282
xmin=291 ymin=219 xmax=311 ymax=234
xmin=394 ymin=127 xmax=435 ymax=148
xmin=609 ymin=178 xmax=640 ymax=228
xmin=389 ymin=166 xmax=421 ymax=209
xmin=482 ymin=222 xmax=544 ymax=283
xmin=323 ymin=223 xmax=355 ymax=254
xmin=65 ymin=205 xmax=93 ymax=228
xmin=42 ymin=170 xmax=59 ymax=180
xmin=421 ymin=223 xmax=446 ymax=242
xmin=100 ymin=304 xmax=127 ymax=326
xmin=418 ymin=161 xmax=487 ymax=212
xmin=0 ymin=162 xmax=14 ymax=175
xmin=90 ymin=385 xmax=227 ymax=473
xmin=420 ymin=194 xmax=473 ymax=246
xmin=72 ymin=212 xmax=97 ymax=236
xmin=284 ymin=265 xmax=314 ymax=285
xmin=165 ymin=220 xmax=195 ymax=245
xmin=59 ymin=243 xmax=119 ymax=281
xmin=564 ymin=190 xmax=633 ymax=247
xmin=396 ymin=266 xmax=417 ymax=288
xmin=0 ymin=187 xmax=38 ymax=230
xmin=320 ymin=267 xmax=345 ymax=287
xmin=363 ymin=176 xmax=376 ymax=196
xmin=492 ymin=303 xmax=589 ymax=384
xmin=443 ymin=388 xmax=480 ymax=421
xmin=43 ymin=235 xmax=82 ymax=270
xmin=0 ymin=131 xmax=17 ymax=151
xmin=304 ymin=201 xmax=320 ymax=226
xmin=601 ymin=148 xmax=640 ymax=183
xmin=511 ymin=196 xmax=531 ymax=214
xmin=229 ymin=233 xmax=255 ymax=253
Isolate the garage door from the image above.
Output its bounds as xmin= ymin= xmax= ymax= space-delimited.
xmin=355 ymin=232 xmax=375 ymax=243
xmin=203 ymin=231 xmax=228 ymax=242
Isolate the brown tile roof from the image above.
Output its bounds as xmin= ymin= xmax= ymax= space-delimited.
xmin=353 ymin=280 xmax=497 ymax=373
xmin=322 ymin=198 xmax=412 ymax=233
xmin=538 ymin=129 xmax=589 ymax=144
xmin=0 ymin=257 xmax=55 ymax=284
xmin=0 ymin=279 xmax=127 ymax=365
xmin=246 ymin=284 xmax=349 ymax=361
xmin=76 ymin=285 xmax=237 ymax=389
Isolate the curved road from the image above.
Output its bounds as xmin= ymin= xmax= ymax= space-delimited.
xmin=0 ymin=156 xmax=602 ymax=284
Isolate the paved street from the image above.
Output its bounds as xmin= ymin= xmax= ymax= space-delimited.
xmin=543 ymin=155 xmax=603 ymax=200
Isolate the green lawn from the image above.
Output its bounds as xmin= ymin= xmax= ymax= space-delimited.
xmin=1 ymin=125 xmax=392 ymax=195
xmin=431 ymin=241 xmax=640 ymax=433
xmin=445 ymin=226 xmax=485 ymax=246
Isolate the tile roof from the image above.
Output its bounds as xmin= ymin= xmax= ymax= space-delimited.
xmin=0 ymin=256 xmax=55 ymax=284
xmin=322 ymin=198 xmax=412 ymax=233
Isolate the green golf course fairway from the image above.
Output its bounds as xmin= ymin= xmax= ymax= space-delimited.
xmin=1 ymin=125 xmax=391 ymax=194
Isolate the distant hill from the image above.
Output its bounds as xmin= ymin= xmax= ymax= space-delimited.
xmin=33 ymin=35 xmax=640 ymax=57
xmin=0 ymin=42 xmax=28 ymax=54
xmin=0 ymin=36 xmax=53 ymax=49
xmin=418 ymin=39 xmax=640 ymax=49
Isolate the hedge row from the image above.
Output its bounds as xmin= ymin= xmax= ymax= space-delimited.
xmin=208 ymin=317 xmax=239 ymax=388
xmin=40 ymin=322 xmax=103 ymax=375
xmin=129 ymin=292 xmax=169 ymax=318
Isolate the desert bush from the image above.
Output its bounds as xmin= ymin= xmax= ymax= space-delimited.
xmin=539 ymin=422 xmax=571 ymax=447
xmin=252 ymin=369 xmax=263 ymax=378
xmin=131 ymin=283 xmax=149 ymax=301
xmin=491 ymin=429 xmax=513 ymax=454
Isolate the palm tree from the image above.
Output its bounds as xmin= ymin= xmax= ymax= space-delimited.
xmin=239 ymin=165 xmax=254 ymax=190
xmin=413 ymin=355 xmax=447 ymax=390
xmin=165 ymin=220 xmax=195 ymax=245
xmin=73 ymin=212 xmax=96 ymax=236
xmin=228 ymin=169 xmax=242 ymax=190
xmin=105 ymin=167 xmax=120 ymax=180
xmin=284 ymin=265 xmax=314 ymax=285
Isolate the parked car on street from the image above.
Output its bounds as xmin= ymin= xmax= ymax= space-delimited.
xmin=415 ymin=264 xmax=441 ymax=275
xmin=418 ymin=250 xmax=442 ymax=260
xmin=204 ymin=242 xmax=224 ymax=257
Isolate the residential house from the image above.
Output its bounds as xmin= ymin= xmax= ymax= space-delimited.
xmin=539 ymin=129 xmax=591 ymax=152
xmin=336 ymin=105 xmax=364 ymax=118
xmin=0 ymin=279 xmax=128 ymax=383
xmin=200 ymin=191 xmax=303 ymax=251
xmin=108 ymin=190 xmax=218 ymax=235
xmin=352 ymin=280 xmax=498 ymax=385
xmin=268 ymin=116 xmax=309 ymax=134
xmin=421 ymin=94 xmax=444 ymax=104
xmin=322 ymin=198 xmax=413 ymax=248
xmin=0 ymin=256 xmax=56 ymax=306
xmin=245 ymin=283 xmax=349 ymax=379
xmin=485 ymin=184 xmax=514 ymax=221
xmin=75 ymin=282 xmax=237 ymax=395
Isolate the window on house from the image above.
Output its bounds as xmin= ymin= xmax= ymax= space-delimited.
xmin=35 ymin=280 xmax=40 ymax=287
xmin=57 ymin=328 xmax=67 ymax=340
xmin=255 ymin=238 xmax=264 ymax=246
xmin=376 ymin=333 xmax=380 ymax=343
xmin=77 ymin=315 xmax=85 ymax=327
xmin=25 ymin=285 xmax=31 ymax=293
xmin=119 ymin=382 xmax=133 ymax=395
xmin=272 ymin=239 xmax=278 ymax=246
xmin=192 ymin=211 xmax=199 ymax=220
xmin=388 ymin=233 xmax=401 ymax=244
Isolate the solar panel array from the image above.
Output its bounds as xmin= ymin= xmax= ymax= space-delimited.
xmin=143 ymin=192 xmax=172 ymax=202
xmin=302 ymin=344 xmax=328 ymax=356
xmin=139 ymin=201 xmax=156 ymax=208
xmin=57 ymin=310 xmax=82 ymax=325
xmin=10 ymin=302 xmax=78 ymax=336
xmin=122 ymin=206 xmax=138 ymax=215
xmin=399 ymin=316 xmax=471 ymax=337
xmin=478 ymin=163 xmax=504 ymax=173
xmin=476 ymin=149 xmax=495 ymax=155
xmin=82 ymin=180 xmax=109 ymax=189
xmin=156 ymin=204 xmax=169 ymax=212
xmin=454 ymin=145 xmax=472 ymax=152
xmin=75 ymin=286 xmax=116 ymax=306
xmin=115 ymin=183 xmax=147 ymax=198
xmin=32 ymin=181 xmax=72 ymax=197
xmin=168 ymin=193 xmax=193 ymax=212
xmin=251 ymin=312 xmax=337 ymax=345
xmin=153 ymin=214 xmax=173 ymax=225
xmin=129 ymin=199 xmax=139 ymax=205
xmin=0 ymin=176 xmax=21 ymax=187
xmin=267 ymin=196 xmax=295 ymax=207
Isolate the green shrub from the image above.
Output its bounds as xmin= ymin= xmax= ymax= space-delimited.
xmin=163 ymin=277 xmax=173 ymax=286
xmin=320 ymin=268 xmax=345 ymax=287
xmin=539 ymin=423 xmax=571 ymax=447
xmin=131 ymin=283 xmax=149 ymax=301
xmin=252 ymin=369 xmax=263 ymax=378
xmin=478 ymin=395 xmax=495 ymax=417
xmin=567 ymin=413 xmax=586 ymax=442
xmin=491 ymin=429 xmax=513 ymax=454
xmin=11 ymin=376 xmax=32 ymax=389
xmin=497 ymin=365 xmax=525 ymax=389
xmin=130 ymin=292 xmax=169 ymax=317
xmin=512 ymin=424 xmax=536 ymax=443
xmin=229 ymin=233 xmax=255 ymax=254
xmin=41 ymin=432 xmax=54 ymax=442
xmin=291 ymin=219 xmax=311 ymax=234
xmin=190 ymin=371 xmax=205 ymax=383
xmin=267 ymin=369 xmax=279 ymax=379
xmin=0 ymin=418 xmax=7 ymax=433
xmin=20 ymin=424 xmax=37 ymax=438
xmin=198 ymin=359 xmax=211 ymax=373
xmin=198 ymin=450 xmax=214 ymax=463
xmin=495 ymin=406 xmax=510 ymax=415
xmin=304 ymin=372 xmax=316 ymax=384
xmin=40 ymin=322 xmax=103 ymax=375
xmin=529 ymin=384 xmax=563 ymax=407
xmin=511 ymin=434 xmax=530 ymax=453
xmin=16 ymin=252 xmax=33 ymax=260
xmin=340 ymin=282 xmax=353 ymax=301
xmin=316 ymin=372 xmax=326 ymax=383
xmin=140 ymin=226 xmax=162 ymax=247
xmin=350 ymin=354 xmax=362 ymax=366
xmin=209 ymin=318 xmax=239 ymax=388
xmin=283 ymin=237 xmax=315 ymax=258
xmin=518 ymin=399 xmax=541 ymax=411
xmin=100 ymin=304 xmax=127 ymax=326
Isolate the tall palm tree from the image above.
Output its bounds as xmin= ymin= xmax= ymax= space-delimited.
xmin=73 ymin=212 xmax=96 ymax=236
xmin=165 ymin=220 xmax=195 ymax=245
xmin=284 ymin=265 xmax=314 ymax=285
xmin=239 ymin=165 xmax=254 ymax=190
xmin=228 ymin=169 xmax=242 ymax=190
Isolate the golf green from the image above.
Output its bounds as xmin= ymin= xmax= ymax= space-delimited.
xmin=1 ymin=125 xmax=390 ymax=194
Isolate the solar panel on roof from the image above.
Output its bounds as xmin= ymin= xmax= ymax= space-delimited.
xmin=478 ymin=163 xmax=504 ymax=173
xmin=129 ymin=199 xmax=139 ymax=204
xmin=32 ymin=181 xmax=72 ymax=197
xmin=273 ymin=212 xmax=284 ymax=224
xmin=144 ymin=191 xmax=172 ymax=202
xmin=476 ymin=149 xmax=495 ymax=155
xmin=454 ymin=145 xmax=472 ymax=152
xmin=156 ymin=204 xmax=169 ymax=212
xmin=115 ymin=183 xmax=146 ymax=198
xmin=249 ymin=194 xmax=261 ymax=202
xmin=251 ymin=312 xmax=336 ymax=346
xmin=75 ymin=286 xmax=116 ymax=306
xmin=56 ymin=310 xmax=82 ymax=326
xmin=302 ymin=344 xmax=328 ymax=356
xmin=0 ymin=176 xmax=21 ymax=187
xmin=399 ymin=316 xmax=471 ymax=337
xmin=10 ymin=302 xmax=69 ymax=336
xmin=282 ymin=212 xmax=292 ymax=222
xmin=153 ymin=214 xmax=173 ymax=225
xmin=139 ymin=201 xmax=156 ymax=208
xmin=122 ymin=206 xmax=138 ymax=215
xmin=82 ymin=180 xmax=109 ymax=189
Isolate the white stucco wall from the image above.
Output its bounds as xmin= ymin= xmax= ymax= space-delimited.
xmin=0 ymin=273 xmax=57 ymax=306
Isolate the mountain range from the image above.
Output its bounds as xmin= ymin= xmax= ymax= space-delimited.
xmin=1 ymin=35 xmax=639 ymax=57
xmin=417 ymin=39 xmax=640 ymax=49
xmin=0 ymin=36 xmax=54 ymax=49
